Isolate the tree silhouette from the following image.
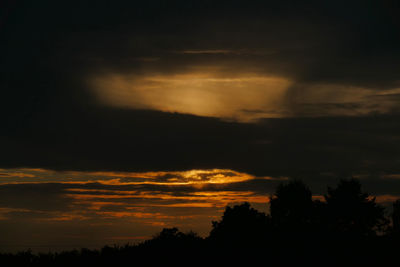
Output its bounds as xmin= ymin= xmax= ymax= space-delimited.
xmin=209 ymin=202 xmax=269 ymax=245
xmin=269 ymin=180 xmax=314 ymax=233
xmin=324 ymin=178 xmax=387 ymax=236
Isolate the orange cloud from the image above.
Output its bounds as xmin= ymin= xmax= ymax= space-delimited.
xmin=90 ymin=71 xmax=291 ymax=122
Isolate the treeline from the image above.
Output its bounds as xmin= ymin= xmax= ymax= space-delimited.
xmin=1 ymin=179 xmax=400 ymax=266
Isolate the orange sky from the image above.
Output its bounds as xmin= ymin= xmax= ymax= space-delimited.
xmin=0 ymin=168 xmax=399 ymax=252
xmin=0 ymin=168 xmax=276 ymax=251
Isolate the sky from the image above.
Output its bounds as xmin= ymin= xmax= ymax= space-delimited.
xmin=1 ymin=0 xmax=400 ymax=251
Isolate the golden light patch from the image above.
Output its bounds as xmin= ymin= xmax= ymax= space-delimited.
xmin=90 ymin=71 xmax=291 ymax=122
xmin=0 ymin=168 xmax=271 ymax=186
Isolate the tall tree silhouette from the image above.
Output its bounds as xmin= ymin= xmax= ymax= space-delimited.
xmin=208 ymin=202 xmax=269 ymax=245
xmin=324 ymin=179 xmax=387 ymax=237
xmin=269 ymin=180 xmax=314 ymax=233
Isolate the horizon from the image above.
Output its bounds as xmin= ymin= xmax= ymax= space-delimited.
xmin=0 ymin=168 xmax=398 ymax=252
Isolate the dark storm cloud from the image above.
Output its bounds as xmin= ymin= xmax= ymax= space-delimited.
xmin=1 ymin=0 xmax=400 ymax=178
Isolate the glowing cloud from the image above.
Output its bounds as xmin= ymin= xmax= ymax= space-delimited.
xmin=90 ymin=71 xmax=291 ymax=122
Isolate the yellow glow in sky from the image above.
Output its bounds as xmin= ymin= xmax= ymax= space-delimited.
xmin=90 ymin=69 xmax=400 ymax=120
xmin=90 ymin=71 xmax=292 ymax=122
xmin=0 ymin=168 xmax=260 ymax=185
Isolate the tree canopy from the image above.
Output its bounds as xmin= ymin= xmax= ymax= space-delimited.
xmin=324 ymin=179 xmax=387 ymax=236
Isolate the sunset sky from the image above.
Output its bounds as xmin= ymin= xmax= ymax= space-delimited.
xmin=1 ymin=0 xmax=400 ymax=251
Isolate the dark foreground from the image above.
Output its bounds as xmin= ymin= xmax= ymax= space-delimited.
xmin=1 ymin=236 xmax=400 ymax=267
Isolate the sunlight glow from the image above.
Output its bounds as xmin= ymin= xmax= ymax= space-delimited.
xmin=90 ymin=71 xmax=291 ymax=122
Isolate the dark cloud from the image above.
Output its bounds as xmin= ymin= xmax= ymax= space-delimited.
xmin=3 ymin=108 xmax=400 ymax=177
xmin=0 ymin=183 xmax=70 ymax=211
xmin=1 ymin=0 xmax=400 ymax=176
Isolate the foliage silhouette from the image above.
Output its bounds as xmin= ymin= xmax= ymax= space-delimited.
xmin=208 ymin=202 xmax=270 ymax=246
xmin=269 ymin=180 xmax=314 ymax=235
xmin=324 ymin=179 xmax=387 ymax=237
xmin=141 ymin=227 xmax=202 ymax=248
